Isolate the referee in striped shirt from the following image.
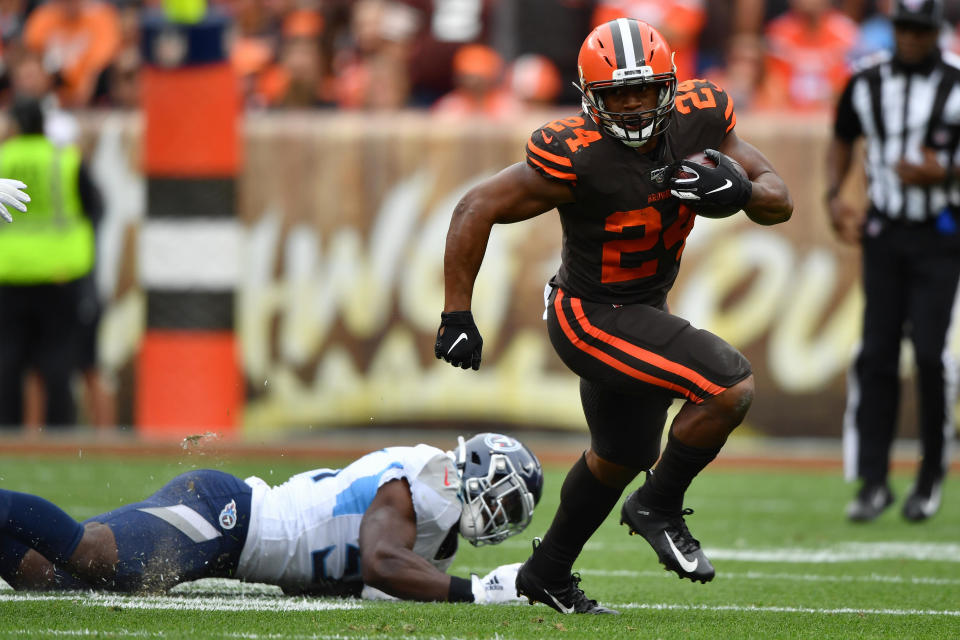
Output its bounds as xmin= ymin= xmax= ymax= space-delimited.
xmin=826 ymin=0 xmax=958 ymax=523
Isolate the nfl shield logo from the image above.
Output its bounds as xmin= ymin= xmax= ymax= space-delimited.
xmin=650 ymin=166 xmax=669 ymax=184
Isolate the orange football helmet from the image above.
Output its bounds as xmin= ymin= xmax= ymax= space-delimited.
xmin=577 ymin=18 xmax=677 ymax=147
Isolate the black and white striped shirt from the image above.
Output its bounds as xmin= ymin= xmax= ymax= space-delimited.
xmin=835 ymin=50 xmax=960 ymax=222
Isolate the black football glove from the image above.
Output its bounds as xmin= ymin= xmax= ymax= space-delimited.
xmin=670 ymin=148 xmax=752 ymax=219
xmin=435 ymin=311 xmax=483 ymax=370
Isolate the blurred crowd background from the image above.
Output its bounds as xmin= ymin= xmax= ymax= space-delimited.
xmin=0 ymin=0 xmax=959 ymax=118
xmin=3 ymin=0 xmax=960 ymax=437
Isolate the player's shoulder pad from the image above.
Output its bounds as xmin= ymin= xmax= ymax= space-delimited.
xmin=674 ymin=78 xmax=736 ymax=134
xmin=525 ymin=114 xmax=602 ymax=185
xmin=407 ymin=450 xmax=461 ymax=531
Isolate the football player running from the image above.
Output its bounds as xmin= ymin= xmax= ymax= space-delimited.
xmin=0 ymin=433 xmax=542 ymax=604
xmin=436 ymin=19 xmax=792 ymax=614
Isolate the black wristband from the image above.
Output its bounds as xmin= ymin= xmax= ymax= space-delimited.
xmin=441 ymin=310 xmax=475 ymax=325
xmin=448 ymin=575 xmax=475 ymax=602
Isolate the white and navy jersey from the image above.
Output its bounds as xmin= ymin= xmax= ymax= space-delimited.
xmin=236 ymin=445 xmax=462 ymax=592
xmin=835 ymin=50 xmax=960 ymax=222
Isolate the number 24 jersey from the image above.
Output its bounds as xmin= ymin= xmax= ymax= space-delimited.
xmin=526 ymin=79 xmax=738 ymax=307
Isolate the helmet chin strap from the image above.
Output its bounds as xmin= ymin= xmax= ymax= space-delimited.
xmin=459 ymin=500 xmax=485 ymax=541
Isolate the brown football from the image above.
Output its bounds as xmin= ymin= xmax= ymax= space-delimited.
xmin=674 ymin=152 xmax=717 ymax=180
xmin=683 ymin=151 xmax=717 ymax=168
xmin=677 ymin=151 xmax=748 ymax=180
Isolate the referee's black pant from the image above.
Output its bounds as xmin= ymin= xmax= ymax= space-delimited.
xmin=0 ymin=279 xmax=82 ymax=428
xmin=846 ymin=214 xmax=960 ymax=488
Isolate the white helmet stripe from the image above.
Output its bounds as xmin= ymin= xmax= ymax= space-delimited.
xmin=616 ymin=18 xmax=638 ymax=69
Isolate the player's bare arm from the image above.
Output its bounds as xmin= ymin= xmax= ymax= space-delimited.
xmin=718 ymin=130 xmax=793 ymax=226
xmin=358 ymin=478 xmax=453 ymax=602
xmin=8 ymin=547 xmax=60 ymax=590
xmin=896 ymin=147 xmax=950 ymax=185
xmin=443 ymin=162 xmax=574 ymax=312
xmin=436 ymin=163 xmax=574 ymax=369
xmin=824 ymin=137 xmax=863 ymax=244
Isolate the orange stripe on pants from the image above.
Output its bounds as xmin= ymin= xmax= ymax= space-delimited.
xmin=554 ymin=289 xmax=721 ymax=403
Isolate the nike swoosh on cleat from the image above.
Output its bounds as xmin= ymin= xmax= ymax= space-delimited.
xmin=542 ymin=131 xmax=554 ymax=144
xmin=546 ymin=592 xmax=575 ymax=614
xmin=664 ymin=532 xmax=699 ymax=573
xmin=704 ymin=179 xmax=732 ymax=195
xmin=447 ymin=333 xmax=468 ymax=355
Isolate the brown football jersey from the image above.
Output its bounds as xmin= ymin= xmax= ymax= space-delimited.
xmin=526 ymin=79 xmax=737 ymax=306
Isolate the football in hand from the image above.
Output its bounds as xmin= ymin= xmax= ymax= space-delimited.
xmin=676 ymin=151 xmax=748 ymax=178
xmin=674 ymin=150 xmax=749 ymax=219
xmin=677 ymin=151 xmax=717 ymax=174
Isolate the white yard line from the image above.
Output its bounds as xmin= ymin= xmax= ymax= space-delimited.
xmin=456 ymin=566 xmax=960 ymax=586
xmin=613 ymin=602 xmax=960 ymax=617
xmin=0 ymin=592 xmax=360 ymax=612
xmin=705 ymin=542 xmax=960 ymax=563
xmin=0 ymin=631 xmax=470 ymax=640
xmin=573 ymin=568 xmax=960 ymax=585
xmin=6 ymin=540 xmax=960 ymax=599
xmin=496 ymin=540 xmax=960 ymax=562
xmin=0 ymin=632 xmax=384 ymax=640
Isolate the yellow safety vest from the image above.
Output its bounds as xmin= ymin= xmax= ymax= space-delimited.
xmin=0 ymin=135 xmax=93 ymax=284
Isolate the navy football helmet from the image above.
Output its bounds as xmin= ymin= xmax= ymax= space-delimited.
xmin=453 ymin=433 xmax=543 ymax=546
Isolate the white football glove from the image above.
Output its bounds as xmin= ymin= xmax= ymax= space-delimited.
xmin=0 ymin=179 xmax=29 ymax=223
xmin=471 ymin=562 xmax=524 ymax=604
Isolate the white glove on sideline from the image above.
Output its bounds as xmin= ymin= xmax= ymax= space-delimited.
xmin=471 ymin=562 xmax=524 ymax=604
xmin=0 ymin=179 xmax=29 ymax=223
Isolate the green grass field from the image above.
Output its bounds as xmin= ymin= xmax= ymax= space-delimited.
xmin=1 ymin=450 xmax=958 ymax=639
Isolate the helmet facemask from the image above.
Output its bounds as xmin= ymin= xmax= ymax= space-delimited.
xmin=578 ymin=63 xmax=677 ymax=148
xmin=455 ymin=436 xmax=537 ymax=546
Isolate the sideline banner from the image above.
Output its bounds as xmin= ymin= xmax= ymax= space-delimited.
xmin=83 ymin=111 xmax=923 ymax=440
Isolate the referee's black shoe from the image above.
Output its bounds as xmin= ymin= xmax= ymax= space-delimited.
xmin=620 ymin=491 xmax=715 ymax=583
xmin=515 ymin=540 xmax=619 ymax=614
xmin=846 ymin=483 xmax=893 ymax=522
xmin=902 ymin=476 xmax=943 ymax=522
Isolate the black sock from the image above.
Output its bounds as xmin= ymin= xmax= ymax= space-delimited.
xmin=527 ymin=454 xmax=623 ymax=583
xmin=635 ymin=433 xmax=721 ymax=513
